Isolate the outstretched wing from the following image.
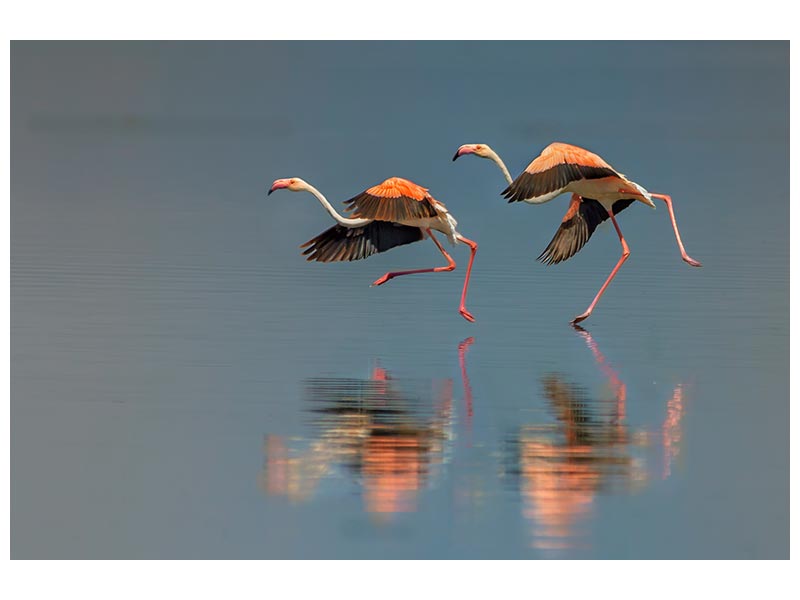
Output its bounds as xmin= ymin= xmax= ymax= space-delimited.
xmin=537 ymin=196 xmax=634 ymax=265
xmin=344 ymin=177 xmax=440 ymax=222
xmin=502 ymin=142 xmax=619 ymax=204
xmin=300 ymin=221 xmax=424 ymax=263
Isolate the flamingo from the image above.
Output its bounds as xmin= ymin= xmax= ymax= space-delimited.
xmin=453 ymin=142 xmax=701 ymax=324
xmin=268 ymin=176 xmax=478 ymax=322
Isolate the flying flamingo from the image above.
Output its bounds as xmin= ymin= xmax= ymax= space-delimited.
xmin=268 ymin=176 xmax=478 ymax=322
xmin=453 ymin=142 xmax=701 ymax=324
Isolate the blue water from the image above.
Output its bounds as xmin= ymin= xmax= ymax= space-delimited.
xmin=11 ymin=41 xmax=788 ymax=558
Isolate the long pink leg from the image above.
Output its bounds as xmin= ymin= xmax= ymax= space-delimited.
xmin=572 ymin=211 xmax=629 ymax=325
xmin=649 ymin=193 xmax=702 ymax=267
xmin=455 ymin=235 xmax=478 ymax=323
xmin=371 ymin=229 xmax=455 ymax=287
xmin=618 ymin=188 xmax=702 ymax=267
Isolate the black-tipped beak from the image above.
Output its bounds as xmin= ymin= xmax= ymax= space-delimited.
xmin=452 ymin=150 xmax=461 ymax=162
xmin=269 ymin=179 xmax=290 ymax=195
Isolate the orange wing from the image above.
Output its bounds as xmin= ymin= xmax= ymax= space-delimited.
xmin=502 ymin=142 xmax=619 ymax=203
xmin=344 ymin=177 xmax=440 ymax=222
xmin=537 ymin=195 xmax=634 ymax=265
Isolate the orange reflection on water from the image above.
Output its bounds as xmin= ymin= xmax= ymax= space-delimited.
xmin=514 ymin=327 xmax=688 ymax=554
xmin=662 ymin=383 xmax=686 ymax=479
xmin=261 ymin=340 xmax=474 ymax=519
xmin=520 ymin=438 xmax=601 ymax=551
xmin=264 ymin=435 xmax=291 ymax=497
xmin=362 ymin=435 xmax=425 ymax=514
xmin=262 ymin=379 xmax=449 ymax=516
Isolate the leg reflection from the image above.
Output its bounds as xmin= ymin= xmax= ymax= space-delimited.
xmin=662 ymin=383 xmax=686 ymax=479
xmin=458 ymin=336 xmax=475 ymax=445
xmin=511 ymin=327 xmax=689 ymax=554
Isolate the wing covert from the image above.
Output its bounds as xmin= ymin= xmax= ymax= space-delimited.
xmin=502 ymin=142 xmax=619 ymax=203
xmin=343 ymin=177 xmax=440 ymax=221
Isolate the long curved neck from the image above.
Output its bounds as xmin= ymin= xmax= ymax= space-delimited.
xmin=304 ymin=184 xmax=371 ymax=228
xmin=486 ymin=148 xmax=513 ymax=185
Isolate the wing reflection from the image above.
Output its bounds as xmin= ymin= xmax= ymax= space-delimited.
xmin=508 ymin=326 xmax=689 ymax=554
xmin=261 ymin=339 xmax=475 ymax=518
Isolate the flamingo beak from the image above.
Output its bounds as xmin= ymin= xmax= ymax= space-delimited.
xmin=268 ymin=179 xmax=289 ymax=196
xmin=452 ymin=145 xmax=475 ymax=161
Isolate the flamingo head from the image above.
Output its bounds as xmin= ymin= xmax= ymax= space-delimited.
xmin=452 ymin=143 xmax=494 ymax=161
xmin=268 ymin=177 xmax=307 ymax=195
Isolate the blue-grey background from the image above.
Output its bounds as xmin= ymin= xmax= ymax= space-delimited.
xmin=11 ymin=41 xmax=788 ymax=559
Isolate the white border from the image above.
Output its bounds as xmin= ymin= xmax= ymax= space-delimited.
xmin=2 ymin=0 xmax=795 ymax=596
xmin=0 ymin=1 xmax=796 ymax=40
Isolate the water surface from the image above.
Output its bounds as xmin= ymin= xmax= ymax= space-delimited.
xmin=11 ymin=41 xmax=788 ymax=559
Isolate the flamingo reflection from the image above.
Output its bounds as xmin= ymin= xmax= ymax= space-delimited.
xmin=662 ymin=383 xmax=686 ymax=479
xmin=262 ymin=338 xmax=475 ymax=518
xmin=509 ymin=326 xmax=688 ymax=553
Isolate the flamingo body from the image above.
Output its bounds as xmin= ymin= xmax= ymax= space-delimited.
xmin=343 ymin=177 xmax=459 ymax=243
xmin=502 ymin=143 xmax=655 ymax=210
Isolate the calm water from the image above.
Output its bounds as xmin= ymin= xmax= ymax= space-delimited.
xmin=11 ymin=41 xmax=788 ymax=559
